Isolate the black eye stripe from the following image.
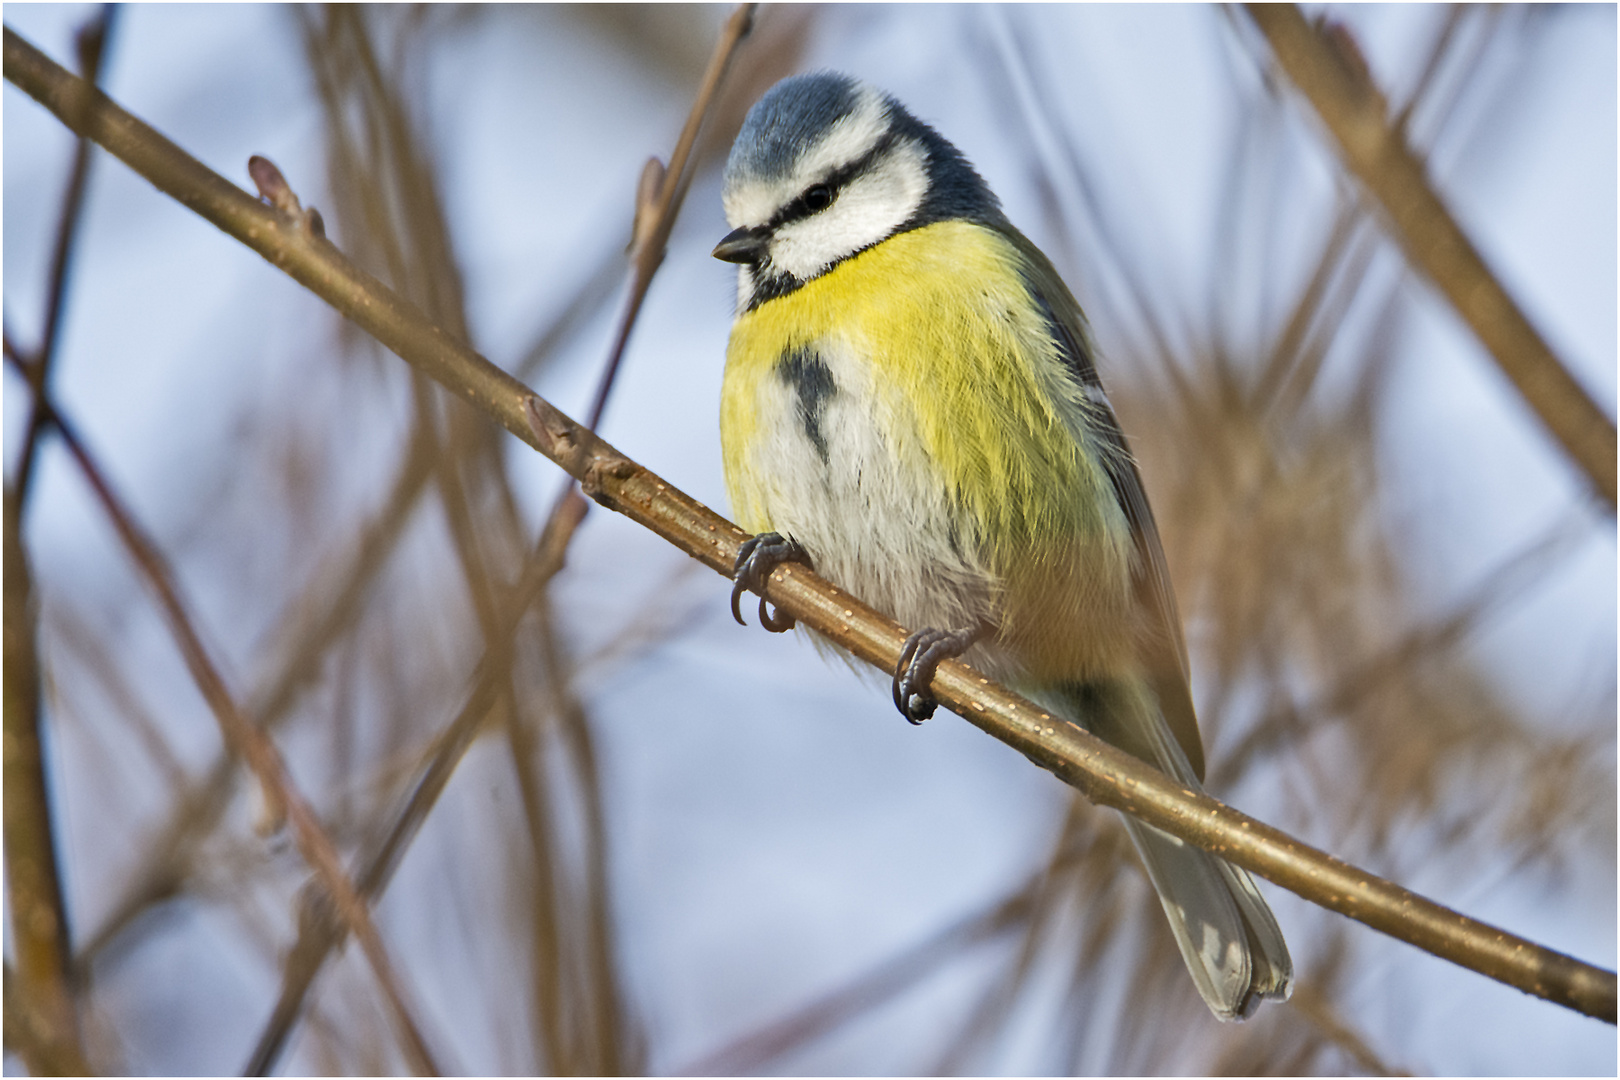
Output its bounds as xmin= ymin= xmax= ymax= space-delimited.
xmin=768 ymin=129 xmax=907 ymax=230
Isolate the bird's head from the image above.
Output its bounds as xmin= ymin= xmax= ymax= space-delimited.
xmin=714 ymin=72 xmax=1002 ymax=310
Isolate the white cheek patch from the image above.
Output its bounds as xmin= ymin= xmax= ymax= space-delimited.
xmin=766 ymin=139 xmax=928 ymax=281
xmin=723 ymin=85 xmax=892 ymax=229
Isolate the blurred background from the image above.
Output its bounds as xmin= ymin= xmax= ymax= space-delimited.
xmin=3 ymin=3 xmax=1614 ymax=1075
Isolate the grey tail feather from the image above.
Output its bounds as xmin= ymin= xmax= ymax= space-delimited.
xmin=1052 ymin=678 xmax=1293 ymax=1020
xmin=1122 ymin=816 xmax=1292 ymax=1020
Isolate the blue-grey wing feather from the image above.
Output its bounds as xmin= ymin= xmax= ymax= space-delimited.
xmin=1005 ymin=227 xmax=1206 ymax=780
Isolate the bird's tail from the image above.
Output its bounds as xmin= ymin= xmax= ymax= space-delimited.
xmin=1054 ymin=678 xmax=1293 ymax=1021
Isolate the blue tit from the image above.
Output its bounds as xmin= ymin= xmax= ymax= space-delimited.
xmin=713 ymin=72 xmax=1292 ymax=1021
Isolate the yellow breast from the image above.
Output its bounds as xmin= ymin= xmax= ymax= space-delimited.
xmin=725 ymin=221 xmax=1121 ymax=539
xmin=719 ymin=219 xmax=1137 ymax=680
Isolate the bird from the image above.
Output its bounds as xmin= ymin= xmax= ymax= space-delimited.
xmin=712 ymin=71 xmax=1292 ymax=1021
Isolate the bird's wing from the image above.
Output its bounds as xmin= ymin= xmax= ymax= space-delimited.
xmin=1006 ymin=230 xmax=1206 ymax=781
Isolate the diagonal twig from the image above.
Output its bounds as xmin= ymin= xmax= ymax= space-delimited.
xmin=10 ymin=5 xmax=116 ymax=507
xmin=1243 ymin=4 xmax=1617 ymax=510
xmin=243 ymin=487 xmax=587 ymax=1076
xmin=4 ymin=23 xmax=1614 ymax=1025
xmin=584 ymin=2 xmax=756 ymax=431
xmin=676 ymin=879 xmax=1038 ymax=1076
xmin=75 ymin=407 xmax=439 ymax=969
xmin=2 ymin=12 xmax=116 ymax=1074
xmin=539 ymin=1 xmax=761 ymax=576
xmin=5 ymin=364 xmax=444 ymax=1076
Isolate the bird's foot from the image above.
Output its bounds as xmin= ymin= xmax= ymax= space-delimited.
xmin=893 ymin=625 xmax=984 ymax=724
xmin=732 ymin=532 xmax=812 ymax=632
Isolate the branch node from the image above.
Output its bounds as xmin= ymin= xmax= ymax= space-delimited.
xmin=632 ymin=156 xmax=667 ymax=251
xmin=582 ymin=456 xmax=636 ymax=504
xmin=251 ymin=775 xmax=288 ymax=837
xmin=523 ymin=394 xmax=580 ymax=463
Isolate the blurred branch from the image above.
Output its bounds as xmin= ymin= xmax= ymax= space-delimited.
xmin=530 ymin=596 xmax=632 ymax=1072
xmin=1243 ymin=4 xmax=1618 ymax=511
xmin=10 ymin=5 xmax=115 ymax=507
xmin=244 ymin=493 xmax=587 ymax=1076
xmin=1212 ymin=513 xmax=1587 ymax=792
xmin=1 ymin=11 xmax=114 ymax=1075
xmin=542 ymin=0 xmax=760 ymax=570
xmin=678 ymin=878 xmax=1037 ymax=1075
xmin=505 ymin=9 xmax=759 ymax=1066
xmin=4 ymin=469 xmax=89 ymax=1078
xmin=4 ymin=363 xmax=445 ymax=1076
xmin=2 ymin=961 xmax=88 ymax=1076
xmin=255 ymin=5 xmax=746 ymax=1066
xmin=77 ymin=411 xmax=440 ymax=968
xmin=5 ymin=22 xmax=1615 ymax=1026
xmin=1288 ymin=983 xmax=1407 ymax=1076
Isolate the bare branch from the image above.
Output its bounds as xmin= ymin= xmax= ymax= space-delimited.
xmin=75 ymin=416 xmax=438 ymax=971
xmin=4 ymin=22 xmax=1613 ymax=1026
xmin=677 ymin=885 xmax=1034 ymax=1076
xmin=1242 ymin=4 xmax=1618 ymax=510
xmin=1 ymin=12 xmax=116 ymax=1074
xmin=584 ymin=2 xmax=756 ymax=430
xmin=4 ymin=486 xmax=91 ymax=1076
xmin=243 ymin=486 xmax=586 ymax=1076
xmin=10 ymin=5 xmax=116 ymax=507
xmin=6 ymin=369 xmax=444 ymax=1076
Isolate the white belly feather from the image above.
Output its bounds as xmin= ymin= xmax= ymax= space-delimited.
xmin=737 ymin=334 xmax=999 ymax=644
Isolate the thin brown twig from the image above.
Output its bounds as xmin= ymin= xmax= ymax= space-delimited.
xmin=1211 ymin=512 xmax=1588 ymax=792
xmin=535 ymin=0 xmax=761 ymax=574
xmin=11 ymin=5 xmax=115 ymax=507
xmin=215 ymin=36 xmax=622 ymax=1043
xmin=315 ymin=8 xmax=745 ymax=1065
xmin=1252 ymin=4 xmax=1504 ymax=427
xmin=497 ymin=678 xmax=572 ymax=1074
xmin=76 ymin=411 xmax=440 ymax=970
xmin=4 ymin=482 xmax=91 ymax=1078
xmin=677 ymin=880 xmax=1038 ymax=1076
xmin=49 ymin=599 xmax=192 ymax=794
xmin=940 ymin=809 xmax=1126 ymax=1074
xmin=1288 ymin=982 xmax=1409 ymax=1076
xmin=2 ymin=960 xmax=88 ymax=1076
xmin=77 ymin=62 xmax=587 ymax=955
xmin=473 ymin=31 xmax=774 ymax=1048
xmin=460 ymin=11 xmax=766 ymax=1066
xmin=431 ymin=379 xmax=581 ymax=1073
xmin=6 ymin=369 xmax=444 ymax=1077
xmin=243 ymin=488 xmax=587 ymax=1076
xmin=529 ymin=594 xmax=638 ymax=1073
xmin=584 ymin=2 xmax=756 ymax=431
xmin=4 ymin=24 xmax=1613 ymax=1024
xmin=1 ymin=13 xmax=115 ymax=1074
xmin=1242 ymin=4 xmax=1617 ymax=510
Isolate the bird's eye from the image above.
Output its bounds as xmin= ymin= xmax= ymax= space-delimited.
xmin=803 ymin=184 xmax=833 ymax=212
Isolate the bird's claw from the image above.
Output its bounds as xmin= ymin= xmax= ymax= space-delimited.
xmin=731 ymin=532 xmax=811 ymax=633
xmin=893 ymin=626 xmax=983 ymax=724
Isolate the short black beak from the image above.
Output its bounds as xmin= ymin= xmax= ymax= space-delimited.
xmin=712 ymin=226 xmax=767 ymax=265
